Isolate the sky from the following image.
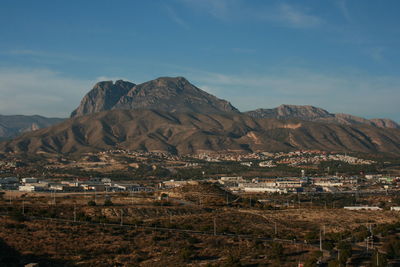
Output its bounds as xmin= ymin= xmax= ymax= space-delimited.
xmin=0 ymin=0 xmax=399 ymax=121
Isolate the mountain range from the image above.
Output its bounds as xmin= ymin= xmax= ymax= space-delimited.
xmin=0 ymin=115 xmax=64 ymax=140
xmin=0 ymin=76 xmax=399 ymax=155
xmin=246 ymin=105 xmax=399 ymax=129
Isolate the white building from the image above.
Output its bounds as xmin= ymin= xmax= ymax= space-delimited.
xmin=314 ymin=181 xmax=344 ymax=187
xmin=242 ymin=187 xmax=287 ymax=193
xmin=162 ymin=180 xmax=198 ymax=188
xmin=19 ymin=185 xmax=40 ymax=192
xmin=219 ymin=176 xmax=245 ymax=186
xmin=259 ymin=161 xmax=277 ymax=168
xmin=365 ymin=174 xmax=382 ymax=180
xmin=49 ymin=183 xmax=66 ymax=191
xmin=344 ymin=206 xmax=382 ymax=211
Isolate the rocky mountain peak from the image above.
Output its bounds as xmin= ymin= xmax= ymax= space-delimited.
xmin=71 ymin=76 xmax=239 ymax=117
xmin=70 ymin=80 xmax=135 ymax=118
xmin=370 ymin=118 xmax=400 ymax=129
xmin=275 ymin=104 xmax=332 ymax=119
xmin=246 ymin=104 xmax=333 ymax=120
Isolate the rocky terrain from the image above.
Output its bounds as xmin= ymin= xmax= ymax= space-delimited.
xmin=71 ymin=77 xmax=238 ymax=117
xmin=246 ymin=104 xmax=400 ymax=129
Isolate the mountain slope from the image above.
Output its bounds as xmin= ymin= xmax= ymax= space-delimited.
xmin=71 ymin=77 xmax=238 ymax=117
xmin=1 ymin=109 xmax=399 ymax=155
xmin=246 ymin=104 xmax=400 ymax=129
xmin=0 ymin=115 xmax=64 ymax=139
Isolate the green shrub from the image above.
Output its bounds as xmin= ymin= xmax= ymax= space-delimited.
xmin=10 ymin=211 xmax=27 ymax=222
xmin=104 ymin=199 xmax=113 ymax=206
xmin=180 ymin=246 xmax=194 ymax=262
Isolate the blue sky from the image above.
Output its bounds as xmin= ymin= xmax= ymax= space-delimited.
xmin=0 ymin=0 xmax=399 ymax=121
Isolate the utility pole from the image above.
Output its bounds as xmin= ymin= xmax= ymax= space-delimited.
xmin=22 ymin=200 xmax=25 ymax=215
xmin=94 ymin=188 xmax=97 ymax=204
xmin=73 ymin=204 xmax=77 ymax=222
xmin=120 ymin=209 xmax=123 ymax=226
xmin=376 ymin=250 xmax=379 ymax=266
xmin=319 ymin=229 xmax=322 ymax=251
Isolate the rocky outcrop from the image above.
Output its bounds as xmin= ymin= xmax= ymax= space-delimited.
xmin=71 ymin=77 xmax=238 ymax=117
xmin=246 ymin=104 xmax=399 ymax=129
xmin=71 ymin=80 xmax=135 ymax=117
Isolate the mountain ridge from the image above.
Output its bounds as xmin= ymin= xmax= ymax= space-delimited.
xmin=0 ymin=114 xmax=64 ymax=139
xmin=1 ymin=77 xmax=399 ymax=155
xmin=1 ymin=109 xmax=399 ymax=155
xmin=246 ymin=104 xmax=399 ymax=129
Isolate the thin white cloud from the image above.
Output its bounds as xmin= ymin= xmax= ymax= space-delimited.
xmin=364 ymin=47 xmax=385 ymax=62
xmin=178 ymin=0 xmax=322 ymax=28
xmin=179 ymin=0 xmax=231 ymax=20
xmin=273 ymin=3 xmax=323 ymax=28
xmin=336 ymin=0 xmax=352 ymax=22
xmin=3 ymin=49 xmax=84 ymax=62
xmin=164 ymin=5 xmax=190 ymax=29
xmin=95 ymin=76 xmax=130 ymax=82
xmin=0 ymin=68 xmax=93 ymax=117
xmin=0 ymin=66 xmax=398 ymax=122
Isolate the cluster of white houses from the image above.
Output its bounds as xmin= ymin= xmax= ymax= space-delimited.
xmin=0 ymin=177 xmax=153 ymax=193
xmin=218 ymin=175 xmax=399 ymax=194
xmin=343 ymin=206 xmax=400 ymax=211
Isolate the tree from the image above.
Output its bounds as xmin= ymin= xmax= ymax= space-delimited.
xmin=270 ymin=242 xmax=284 ymax=261
xmin=337 ymin=241 xmax=352 ymax=264
xmin=104 ymin=199 xmax=113 ymax=206
xmin=382 ymin=236 xmax=400 ymax=259
xmin=180 ymin=246 xmax=194 ymax=263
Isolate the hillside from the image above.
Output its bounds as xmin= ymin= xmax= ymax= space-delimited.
xmin=1 ymin=109 xmax=399 ymax=155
